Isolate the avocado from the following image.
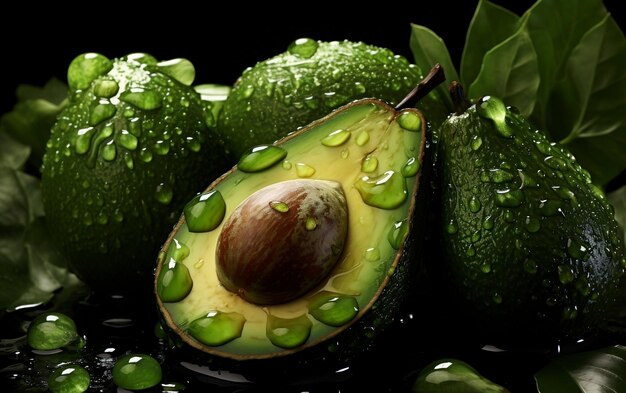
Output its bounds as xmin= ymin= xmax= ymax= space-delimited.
xmin=41 ymin=53 xmax=228 ymax=292
xmin=217 ymin=38 xmax=435 ymax=160
xmin=436 ymin=89 xmax=626 ymax=344
xmin=156 ymin=95 xmax=428 ymax=368
xmin=412 ymin=359 xmax=507 ymax=393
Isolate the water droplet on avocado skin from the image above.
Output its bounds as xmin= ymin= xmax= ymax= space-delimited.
xmin=288 ymin=38 xmax=319 ymax=58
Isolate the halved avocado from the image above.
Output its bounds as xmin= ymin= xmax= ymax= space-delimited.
xmin=155 ymin=96 xmax=427 ymax=364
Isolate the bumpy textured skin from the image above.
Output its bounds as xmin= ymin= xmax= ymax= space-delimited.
xmin=437 ymin=99 xmax=625 ymax=343
xmin=41 ymin=55 xmax=228 ymax=292
xmin=218 ymin=40 xmax=423 ymax=159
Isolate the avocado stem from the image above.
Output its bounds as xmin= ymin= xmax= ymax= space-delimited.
xmin=449 ymin=81 xmax=470 ymax=115
xmin=395 ymin=63 xmax=445 ymax=110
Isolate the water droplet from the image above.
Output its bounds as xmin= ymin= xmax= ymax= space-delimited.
xmin=535 ymin=140 xmax=552 ymax=155
xmin=524 ymin=258 xmax=537 ymax=274
xmin=493 ymin=292 xmax=502 ymax=304
xmin=341 ymin=149 xmax=349 ymax=159
xmin=567 ymin=238 xmax=588 ymax=259
xmin=157 ymin=258 xmax=193 ymax=302
xmin=187 ymin=311 xmax=246 ymax=346
xmin=354 ymin=82 xmax=366 ymax=94
xmin=241 ymin=84 xmax=255 ymax=98
xmin=466 ymin=246 xmax=476 ymax=257
xmin=112 ymin=354 xmax=162 ymax=390
xmin=94 ymin=79 xmax=119 ymax=98
xmin=153 ymin=140 xmax=170 ymax=155
xmin=482 ymin=168 xmax=514 ymax=183
xmin=446 ymin=220 xmax=458 ymax=235
xmin=471 ymin=231 xmax=481 ymax=243
xmin=483 ymin=216 xmax=494 ymax=230
xmin=397 ymin=111 xmax=422 ymax=131
xmin=575 ymin=276 xmax=591 ymax=296
xmin=305 ymin=217 xmax=317 ymax=231
xmin=96 ymin=212 xmax=108 ymax=225
xmin=308 ymin=292 xmax=359 ymax=326
xmin=469 ymin=196 xmax=482 ymax=213
xmin=296 ymin=163 xmax=316 ymax=178
xmin=365 ymin=247 xmax=380 ymax=261
xmin=126 ymin=53 xmax=157 ymax=65
xmin=470 ymin=136 xmax=483 ymax=150
xmin=321 ymin=129 xmax=351 ymax=147
xmin=89 ymin=102 xmax=117 ymax=126
xmin=102 ymin=141 xmax=116 ymax=161
xmin=481 ymin=263 xmax=491 ymax=273
xmin=75 ymin=127 xmax=95 ymax=155
xmin=120 ymin=88 xmax=163 ymax=110
xmin=355 ymin=171 xmax=407 ymax=209
xmin=266 ymin=314 xmax=312 ymax=349
xmin=27 ymin=312 xmax=79 ymax=350
xmin=476 ymin=96 xmax=512 ymax=137
xmin=157 ymin=58 xmax=195 ymax=86
xmin=116 ymin=130 xmax=138 ymax=151
xmin=538 ymin=199 xmax=561 ymax=216
xmin=362 ymin=156 xmax=378 ymax=173
xmin=401 ymin=157 xmax=420 ymax=177
xmin=67 ymin=53 xmax=112 ymax=91
xmin=269 ymin=200 xmax=289 ymax=213
xmin=48 ymin=365 xmax=90 ymax=393
xmin=128 ymin=117 xmax=142 ymax=137
xmin=288 ymin=38 xmax=319 ymax=58
xmin=388 ymin=219 xmax=408 ymax=250
xmin=238 ymin=145 xmax=287 ymax=173
xmin=544 ymin=155 xmax=567 ymax=170
xmin=184 ymin=190 xmax=226 ymax=232
xmin=553 ymin=186 xmax=577 ymax=204
xmin=124 ymin=153 xmax=134 ymax=169
xmin=495 ymin=188 xmax=524 ymax=207
xmin=139 ymin=148 xmax=153 ymax=163
xmin=155 ymin=183 xmax=173 ymax=205
xmin=282 ymin=160 xmax=292 ymax=170
xmin=356 ymin=130 xmax=370 ymax=146
xmin=524 ymin=216 xmax=541 ymax=233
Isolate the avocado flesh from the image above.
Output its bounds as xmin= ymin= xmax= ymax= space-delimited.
xmin=156 ymin=99 xmax=425 ymax=359
xmin=437 ymin=96 xmax=625 ymax=341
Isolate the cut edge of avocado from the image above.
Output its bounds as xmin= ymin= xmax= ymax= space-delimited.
xmin=155 ymin=98 xmax=426 ymax=361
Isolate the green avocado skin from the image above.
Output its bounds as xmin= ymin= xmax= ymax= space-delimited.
xmin=437 ymin=98 xmax=625 ymax=343
xmin=217 ymin=40 xmax=424 ymax=160
xmin=41 ymin=56 xmax=227 ymax=293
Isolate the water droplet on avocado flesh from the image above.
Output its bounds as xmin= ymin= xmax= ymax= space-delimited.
xmin=156 ymin=101 xmax=425 ymax=359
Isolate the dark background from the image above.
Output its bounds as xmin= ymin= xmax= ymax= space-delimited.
xmin=1 ymin=0 xmax=624 ymax=113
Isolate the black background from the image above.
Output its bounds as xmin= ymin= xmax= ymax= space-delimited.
xmin=2 ymin=0 xmax=624 ymax=113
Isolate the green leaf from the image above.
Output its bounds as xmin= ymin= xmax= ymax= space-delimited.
xmin=409 ymin=23 xmax=459 ymax=111
xmin=0 ymin=78 xmax=67 ymax=170
xmin=0 ymin=168 xmax=75 ymax=310
xmin=535 ymin=345 xmax=626 ymax=392
xmin=545 ymin=15 xmax=626 ymax=186
xmin=0 ymin=132 xmax=30 ymax=170
xmin=461 ymin=0 xmax=520 ymax=88
xmin=468 ymin=27 xmax=539 ymax=117
xmin=522 ymin=0 xmax=608 ymax=131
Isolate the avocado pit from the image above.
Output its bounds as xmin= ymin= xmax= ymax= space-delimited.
xmin=216 ymin=179 xmax=348 ymax=305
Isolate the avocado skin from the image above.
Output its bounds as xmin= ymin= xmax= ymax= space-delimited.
xmin=217 ymin=40 xmax=424 ymax=160
xmin=436 ymin=99 xmax=625 ymax=345
xmin=41 ymin=57 xmax=228 ymax=293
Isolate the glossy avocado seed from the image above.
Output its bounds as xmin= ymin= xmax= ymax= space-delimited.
xmin=216 ymin=179 xmax=348 ymax=305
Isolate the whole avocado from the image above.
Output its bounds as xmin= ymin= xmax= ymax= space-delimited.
xmin=437 ymin=92 xmax=625 ymax=344
xmin=41 ymin=53 xmax=227 ymax=293
xmin=217 ymin=38 xmax=433 ymax=160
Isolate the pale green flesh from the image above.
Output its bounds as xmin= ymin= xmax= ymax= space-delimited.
xmin=160 ymin=102 xmax=420 ymax=356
